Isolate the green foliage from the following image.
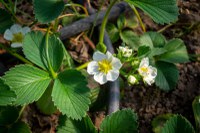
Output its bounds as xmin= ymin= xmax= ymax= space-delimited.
xmin=6 ymin=121 xmax=31 ymax=133
xmin=161 ymin=115 xmax=195 ymax=133
xmin=36 ymin=82 xmax=57 ymax=115
xmin=0 ymin=9 xmax=13 ymax=33
xmin=155 ymin=61 xmax=179 ymax=91
xmin=57 ymin=115 xmax=97 ymax=133
xmin=120 ymin=30 xmax=140 ymax=50
xmin=152 ymin=114 xmax=174 ymax=133
xmin=23 ymin=31 xmax=64 ymax=72
xmin=0 ymin=106 xmax=20 ymax=126
xmin=0 ymin=79 xmax=16 ymax=106
xmin=52 ymin=69 xmax=90 ymax=120
xmin=192 ymin=96 xmax=200 ymax=133
xmin=100 ymin=109 xmax=138 ymax=133
xmin=106 ymin=23 xmax=119 ymax=43
xmin=140 ymin=32 xmax=166 ymax=48
xmin=96 ymin=43 xmax=107 ymax=53
xmin=125 ymin=0 xmax=179 ymax=24
xmin=158 ymin=39 xmax=189 ymax=63
xmin=33 ymin=0 xmax=65 ymax=23
xmin=3 ymin=65 xmax=51 ymax=105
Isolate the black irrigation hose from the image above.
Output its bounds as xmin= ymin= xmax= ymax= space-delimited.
xmin=60 ymin=1 xmax=126 ymax=114
xmin=59 ymin=2 xmax=128 ymax=40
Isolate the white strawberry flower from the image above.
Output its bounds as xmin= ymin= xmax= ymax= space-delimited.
xmin=119 ymin=46 xmax=132 ymax=58
xmin=128 ymin=75 xmax=137 ymax=85
xmin=4 ymin=24 xmax=30 ymax=48
xmin=138 ymin=57 xmax=157 ymax=85
xmin=87 ymin=51 xmax=122 ymax=85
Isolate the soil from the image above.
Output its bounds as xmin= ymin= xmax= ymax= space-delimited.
xmin=0 ymin=0 xmax=200 ymax=133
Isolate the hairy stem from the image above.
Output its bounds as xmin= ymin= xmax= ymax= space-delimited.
xmin=98 ymin=0 xmax=118 ymax=44
xmin=45 ymin=27 xmax=57 ymax=79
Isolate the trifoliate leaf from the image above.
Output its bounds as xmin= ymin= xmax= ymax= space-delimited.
xmin=126 ymin=0 xmax=179 ymax=24
xmin=155 ymin=61 xmax=179 ymax=91
xmin=138 ymin=45 xmax=151 ymax=57
xmin=33 ymin=0 xmax=65 ymax=23
xmin=0 ymin=9 xmax=13 ymax=33
xmin=100 ymin=109 xmax=138 ymax=133
xmin=120 ymin=30 xmax=140 ymax=50
xmin=3 ymin=65 xmax=51 ymax=105
xmin=192 ymin=96 xmax=200 ymax=133
xmin=52 ymin=69 xmax=90 ymax=120
xmin=0 ymin=79 xmax=16 ymax=106
xmin=106 ymin=23 xmax=120 ymax=43
xmin=161 ymin=115 xmax=195 ymax=133
xmin=158 ymin=39 xmax=189 ymax=63
xmin=57 ymin=115 xmax=97 ymax=133
xmin=23 ymin=31 xmax=64 ymax=72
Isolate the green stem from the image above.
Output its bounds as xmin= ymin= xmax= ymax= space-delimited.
xmin=15 ymin=105 xmax=26 ymax=122
xmin=76 ymin=62 xmax=90 ymax=70
xmin=0 ymin=43 xmax=33 ymax=65
xmin=45 ymin=27 xmax=57 ymax=79
xmin=130 ymin=4 xmax=146 ymax=32
xmin=65 ymin=3 xmax=88 ymax=16
xmin=99 ymin=0 xmax=118 ymax=44
xmin=120 ymin=69 xmax=127 ymax=78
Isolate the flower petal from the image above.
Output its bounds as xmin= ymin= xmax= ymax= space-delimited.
xmin=93 ymin=51 xmax=107 ymax=61
xmin=143 ymin=76 xmax=155 ymax=85
xmin=106 ymin=70 xmax=119 ymax=81
xmin=11 ymin=42 xmax=22 ymax=48
xmin=139 ymin=57 xmax=149 ymax=68
xmin=149 ymin=66 xmax=157 ymax=78
xmin=87 ymin=61 xmax=99 ymax=75
xmin=111 ymin=57 xmax=122 ymax=70
xmin=10 ymin=24 xmax=22 ymax=34
xmin=106 ymin=51 xmax=113 ymax=61
xmin=94 ymin=73 xmax=107 ymax=84
xmin=22 ymin=27 xmax=30 ymax=35
xmin=4 ymin=29 xmax=13 ymax=41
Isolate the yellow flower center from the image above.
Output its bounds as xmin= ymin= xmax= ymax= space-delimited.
xmin=12 ymin=32 xmax=23 ymax=43
xmin=98 ymin=59 xmax=112 ymax=74
xmin=141 ymin=67 xmax=149 ymax=73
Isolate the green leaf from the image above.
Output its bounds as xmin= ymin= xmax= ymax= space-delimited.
xmin=100 ymin=109 xmax=138 ymax=133
xmin=3 ymin=65 xmax=51 ymax=105
xmin=161 ymin=115 xmax=195 ymax=133
xmin=140 ymin=32 xmax=166 ymax=48
xmin=36 ymin=82 xmax=57 ymax=115
xmin=0 ymin=9 xmax=13 ymax=33
xmin=23 ymin=31 xmax=64 ymax=72
xmin=57 ymin=115 xmax=97 ymax=133
xmin=117 ymin=14 xmax=126 ymax=30
xmin=0 ymin=79 xmax=16 ymax=106
xmin=158 ymin=39 xmax=189 ymax=63
xmin=0 ymin=106 xmax=20 ymax=126
xmin=152 ymin=114 xmax=174 ymax=133
xmin=106 ymin=23 xmax=120 ymax=43
xmin=138 ymin=45 xmax=151 ymax=57
xmin=52 ymin=69 xmax=90 ymax=120
xmin=149 ymin=48 xmax=167 ymax=57
xmin=126 ymin=0 xmax=179 ymax=24
xmin=155 ymin=61 xmax=179 ymax=91
xmin=7 ymin=121 xmax=31 ymax=133
xmin=33 ymin=0 xmax=65 ymax=23
xmin=120 ymin=30 xmax=140 ymax=50
xmin=192 ymin=96 xmax=200 ymax=133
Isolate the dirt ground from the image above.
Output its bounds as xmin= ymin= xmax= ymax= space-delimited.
xmin=0 ymin=0 xmax=200 ymax=133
